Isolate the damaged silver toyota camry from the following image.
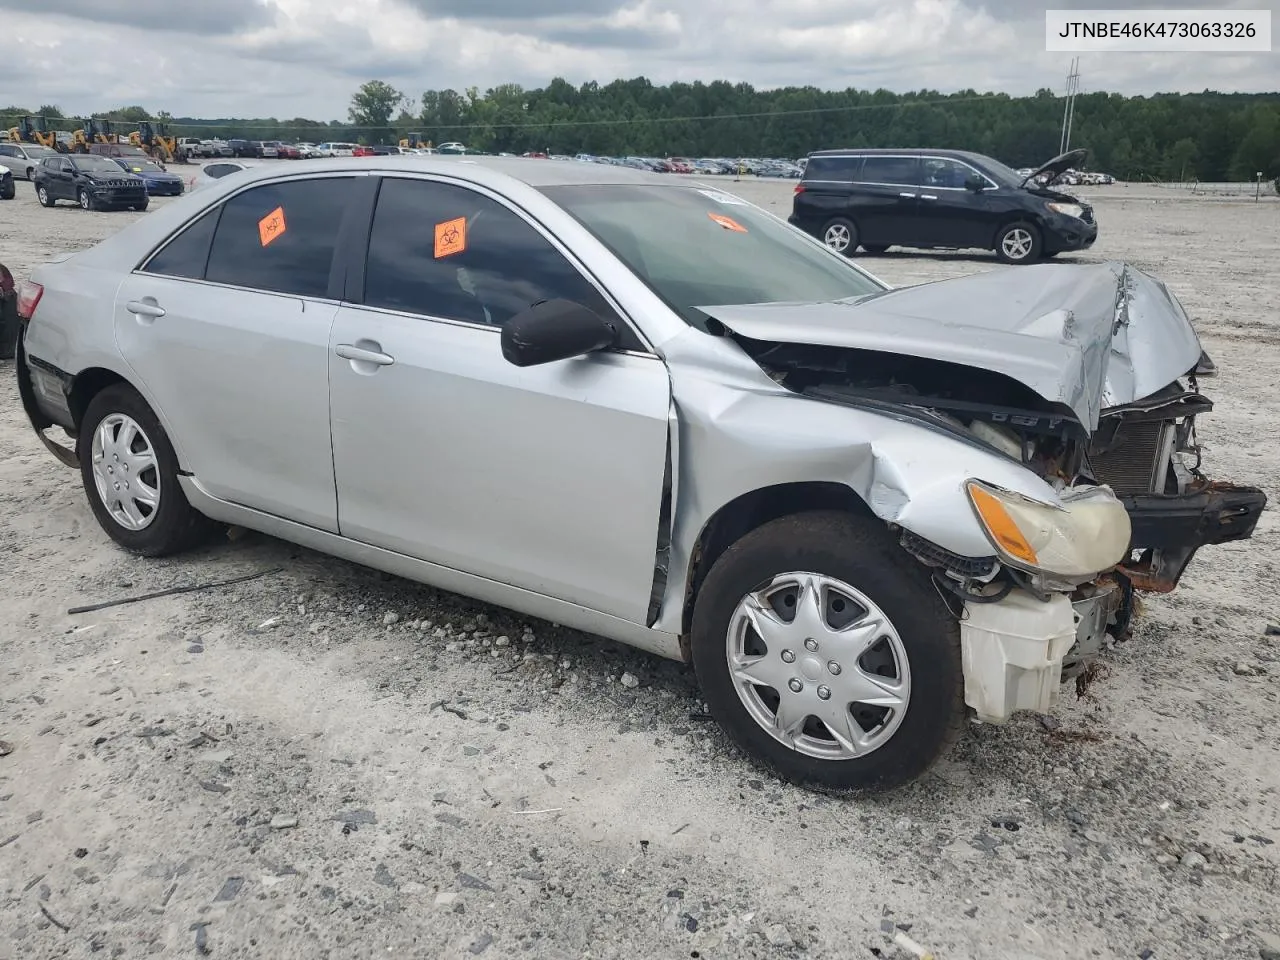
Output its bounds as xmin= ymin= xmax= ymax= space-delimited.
xmin=13 ymin=158 xmax=1267 ymax=792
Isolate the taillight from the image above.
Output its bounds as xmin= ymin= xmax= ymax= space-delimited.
xmin=16 ymin=279 xmax=44 ymax=319
xmin=794 ymin=184 xmax=805 ymax=194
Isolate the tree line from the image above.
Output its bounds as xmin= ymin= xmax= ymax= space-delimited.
xmin=6 ymin=78 xmax=1279 ymax=181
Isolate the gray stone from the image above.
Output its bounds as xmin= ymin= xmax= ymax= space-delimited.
xmin=334 ymin=809 xmax=376 ymax=825
xmin=621 ymin=672 xmax=640 ymax=689
xmin=214 ymin=876 xmax=244 ymax=901
xmin=269 ymin=815 xmax=298 ymax=830
xmin=435 ymin=891 xmax=458 ymax=906
xmin=373 ymin=863 xmax=395 ymax=887
xmin=764 ymin=923 xmax=793 ymax=947
xmin=383 ymin=611 xmax=400 ymax=625
xmin=1182 ymin=851 xmax=1208 ymax=870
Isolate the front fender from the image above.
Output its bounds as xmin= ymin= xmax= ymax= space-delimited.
xmin=654 ymin=333 xmax=1069 ymax=635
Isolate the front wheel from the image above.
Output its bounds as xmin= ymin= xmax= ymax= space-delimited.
xmin=78 ymin=384 xmax=215 ymax=556
xmin=36 ymin=185 xmax=55 ymax=207
xmin=820 ymin=217 xmax=858 ymax=256
xmin=78 ymin=188 xmax=94 ymax=211
xmin=995 ymin=221 xmax=1042 ymax=264
xmin=690 ymin=511 xmax=964 ymax=793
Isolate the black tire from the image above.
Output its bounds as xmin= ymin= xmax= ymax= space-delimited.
xmin=25 ymin=166 xmax=34 ymax=180
xmin=1041 ymin=250 xmax=1060 ymax=258
xmin=690 ymin=510 xmax=964 ymax=793
xmin=0 ymin=183 xmax=13 ymax=201
xmin=36 ymin=184 xmax=55 ymax=207
xmin=131 ymin=198 xmax=149 ymax=212
xmin=862 ymin=244 xmax=890 ymax=255
xmin=994 ymin=221 xmax=1042 ymax=264
xmin=78 ymin=384 xmax=215 ymax=556
xmin=820 ymin=217 xmax=858 ymax=256
xmin=78 ymin=187 xmax=94 ymax=211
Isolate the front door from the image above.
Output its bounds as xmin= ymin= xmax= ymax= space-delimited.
xmin=114 ymin=175 xmax=361 ymax=532
xmin=328 ymin=175 xmax=672 ymax=624
xmin=915 ymin=157 xmax=993 ymax=249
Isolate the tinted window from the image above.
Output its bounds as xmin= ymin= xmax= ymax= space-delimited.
xmin=364 ymin=177 xmax=634 ymax=344
xmin=804 ymin=156 xmax=861 ymax=182
xmin=0 ymin=145 xmax=15 ymax=157
xmin=857 ymin=156 xmax=920 ymax=186
xmin=205 ymin=164 xmax=237 ymax=178
xmin=143 ymin=207 xmax=221 ymax=280
xmin=205 ymin=177 xmax=354 ymax=297
xmin=921 ymin=158 xmax=975 ymax=189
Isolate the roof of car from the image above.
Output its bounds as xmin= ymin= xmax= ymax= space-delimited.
xmin=227 ymin=155 xmax=672 ymax=189
xmin=807 ymin=148 xmax=993 ymax=164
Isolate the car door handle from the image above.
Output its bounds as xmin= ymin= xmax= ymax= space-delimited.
xmin=920 ymin=194 xmax=938 ymax=201
xmin=898 ymin=192 xmax=916 ymax=198
xmin=126 ymin=299 xmax=166 ymax=318
xmin=335 ymin=343 xmax=395 ymax=366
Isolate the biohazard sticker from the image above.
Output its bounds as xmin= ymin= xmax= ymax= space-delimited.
xmin=258 ymin=206 xmax=287 ymax=247
xmin=434 ymin=217 xmax=467 ymax=258
xmin=707 ymin=211 xmax=747 ymax=233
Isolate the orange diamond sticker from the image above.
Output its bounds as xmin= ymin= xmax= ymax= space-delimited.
xmin=434 ymin=217 xmax=467 ymax=258
xmin=258 ymin=206 xmax=287 ymax=247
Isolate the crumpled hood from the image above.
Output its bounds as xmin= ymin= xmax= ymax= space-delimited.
xmin=702 ymin=261 xmax=1204 ymax=433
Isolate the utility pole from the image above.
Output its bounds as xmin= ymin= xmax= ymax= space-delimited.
xmin=1060 ymin=57 xmax=1080 ymax=154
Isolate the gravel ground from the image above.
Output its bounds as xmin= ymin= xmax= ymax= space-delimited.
xmin=1 ymin=170 xmax=1278 ymax=960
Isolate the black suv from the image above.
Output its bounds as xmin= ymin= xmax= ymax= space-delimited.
xmin=790 ymin=148 xmax=1096 ymax=264
xmin=33 ymin=155 xmax=148 ymax=211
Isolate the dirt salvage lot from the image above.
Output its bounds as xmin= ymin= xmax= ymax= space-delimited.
xmin=1 ymin=174 xmax=1278 ymax=960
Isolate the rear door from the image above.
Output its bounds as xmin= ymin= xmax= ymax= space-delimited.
xmin=850 ymin=155 xmax=922 ymax=246
xmin=327 ymin=175 xmax=672 ymax=623
xmin=52 ymin=158 xmax=75 ymax=199
xmin=115 ymin=174 xmax=363 ymax=532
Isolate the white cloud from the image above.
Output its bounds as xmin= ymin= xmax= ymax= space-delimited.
xmin=0 ymin=0 xmax=1274 ymax=120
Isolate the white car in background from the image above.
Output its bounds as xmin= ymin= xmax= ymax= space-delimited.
xmin=313 ymin=142 xmax=356 ymax=158
xmin=295 ymin=143 xmax=318 ymax=159
xmin=186 ymin=159 xmax=261 ymax=191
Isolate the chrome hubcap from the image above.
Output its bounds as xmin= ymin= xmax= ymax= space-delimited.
xmin=80 ymin=191 xmax=90 ymax=209
xmin=824 ymin=224 xmax=851 ymax=252
xmin=91 ymin=413 xmax=160 ymax=530
xmin=1001 ymin=228 xmax=1033 ymax=260
xmin=726 ymin=572 xmax=911 ymax=760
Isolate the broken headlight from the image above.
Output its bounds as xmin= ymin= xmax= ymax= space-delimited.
xmin=965 ymin=480 xmax=1132 ymax=580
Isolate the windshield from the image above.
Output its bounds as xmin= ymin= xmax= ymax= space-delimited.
xmin=976 ymin=155 xmax=1030 ymax=188
xmin=128 ymin=161 xmax=164 ymax=173
xmin=27 ymin=146 xmax=58 ymax=158
xmin=541 ymin=184 xmax=886 ymax=328
xmin=75 ymin=156 xmax=130 ymax=173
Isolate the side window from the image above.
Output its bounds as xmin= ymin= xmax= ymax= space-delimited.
xmin=204 ymin=164 xmax=231 ymax=178
xmin=804 ymin=156 xmax=862 ymax=182
xmin=363 ymin=177 xmax=639 ymax=349
xmin=0 ymin=145 xmax=14 ymax=158
xmin=858 ymin=156 xmax=920 ymax=186
xmin=921 ymin=158 xmax=972 ymax=189
xmin=142 ymin=206 xmax=221 ymax=280
xmin=205 ymin=177 xmax=354 ymax=298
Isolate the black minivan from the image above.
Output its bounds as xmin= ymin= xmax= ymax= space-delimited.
xmin=789 ymin=148 xmax=1097 ymax=264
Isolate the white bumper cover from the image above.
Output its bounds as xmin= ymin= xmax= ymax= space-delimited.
xmin=960 ymin=590 xmax=1078 ymax=724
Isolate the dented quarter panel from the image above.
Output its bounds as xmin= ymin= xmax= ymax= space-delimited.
xmin=650 ymin=327 xmax=1076 ymax=636
xmin=703 ymin=261 xmax=1206 ymax=433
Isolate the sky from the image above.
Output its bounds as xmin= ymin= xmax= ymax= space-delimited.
xmin=1 ymin=0 xmax=1276 ymax=120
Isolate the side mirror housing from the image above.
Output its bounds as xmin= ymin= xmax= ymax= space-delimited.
xmin=501 ymin=299 xmax=617 ymax=367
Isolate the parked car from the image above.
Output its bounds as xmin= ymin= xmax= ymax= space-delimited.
xmin=352 ymin=145 xmax=375 ymax=157
xmin=295 ymin=143 xmax=318 ymax=159
xmin=0 ymin=142 xmax=60 ymax=180
xmin=314 ymin=142 xmax=357 ymax=158
xmin=0 ymin=261 xmax=19 ymax=360
xmin=188 ymin=159 xmax=259 ymax=191
xmin=277 ymin=144 xmax=303 ymax=160
xmin=791 ymin=148 xmax=1097 ymax=264
xmin=0 ymin=166 xmax=14 ymax=200
xmin=260 ymin=141 xmax=281 ymax=159
xmin=227 ymin=139 xmax=261 ymax=158
xmin=112 ymin=157 xmax=185 ymax=196
xmin=176 ymin=137 xmax=204 ymax=157
xmin=88 ymin=143 xmax=151 ymax=162
xmin=32 ymin=154 xmax=148 ymax=211
xmin=11 ymin=158 xmax=1265 ymax=792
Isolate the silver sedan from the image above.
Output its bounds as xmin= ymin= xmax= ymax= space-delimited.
xmin=13 ymin=157 xmax=1264 ymax=792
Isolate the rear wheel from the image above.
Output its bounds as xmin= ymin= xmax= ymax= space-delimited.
xmin=690 ymin=511 xmax=964 ymax=793
xmin=820 ymin=217 xmax=858 ymax=256
xmin=78 ymin=384 xmax=215 ymax=556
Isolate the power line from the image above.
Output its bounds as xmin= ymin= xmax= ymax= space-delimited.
xmin=9 ymin=93 xmax=1007 ymax=133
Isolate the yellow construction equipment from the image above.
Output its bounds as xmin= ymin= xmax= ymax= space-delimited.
xmin=87 ymin=118 xmax=119 ymax=145
xmin=132 ymin=121 xmax=186 ymax=163
xmin=5 ymin=116 xmax=60 ymax=149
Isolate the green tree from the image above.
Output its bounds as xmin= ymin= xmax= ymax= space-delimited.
xmin=349 ymin=80 xmax=408 ymax=143
xmin=1164 ymin=138 xmax=1199 ymax=181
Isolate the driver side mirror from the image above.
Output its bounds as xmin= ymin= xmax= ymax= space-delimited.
xmin=964 ymin=176 xmax=987 ymax=192
xmin=501 ymin=298 xmax=618 ymax=367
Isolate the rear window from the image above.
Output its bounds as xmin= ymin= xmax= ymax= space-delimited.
xmin=804 ymin=156 xmax=861 ymax=182
xmin=858 ymin=156 xmax=920 ymax=186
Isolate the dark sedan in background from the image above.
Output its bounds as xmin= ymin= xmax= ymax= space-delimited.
xmin=112 ymin=157 xmax=185 ymax=196
xmin=791 ymin=147 xmax=1097 ymax=264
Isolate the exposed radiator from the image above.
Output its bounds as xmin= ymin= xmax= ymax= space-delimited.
xmin=1087 ymin=420 xmax=1170 ymax=495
